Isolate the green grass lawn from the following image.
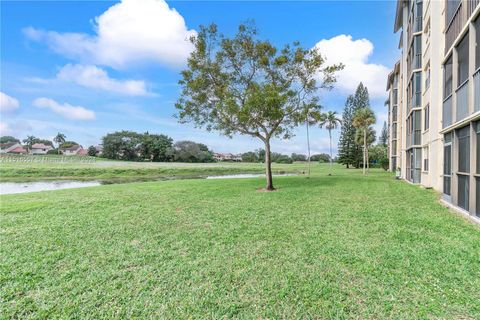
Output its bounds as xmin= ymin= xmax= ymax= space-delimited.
xmin=0 ymin=157 xmax=304 ymax=182
xmin=1 ymin=165 xmax=479 ymax=318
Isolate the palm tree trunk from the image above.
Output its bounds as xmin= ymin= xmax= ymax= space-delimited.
xmin=306 ymin=120 xmax=311 ymax=177
xmin=363 ymin=129 xmax=367 ymax=175
xmin=329 ymin=129 xmax=333 ymax=175
xmin=367 ymin=145 xmax=370 ymax=173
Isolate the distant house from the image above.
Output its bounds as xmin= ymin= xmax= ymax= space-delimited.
xmin=0 ymin=142 xmax=21 ymax=154
xmin=9 ymin=146 xmax=28 ymax=154
xmin=30 ymin=143 xmax=53 ymax=155
xmin=1 ymin=142 xmax=27 ymax=154
xmin=213 ymin=152 xmax=242 ymax=162
xmin=61 ymin=145 xmax=85 ymax=156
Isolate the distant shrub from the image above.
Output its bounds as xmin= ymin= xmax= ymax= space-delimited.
xmin=275 ymin=155 xmax=293 ymax=164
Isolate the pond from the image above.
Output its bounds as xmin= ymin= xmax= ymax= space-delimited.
xmin=0 ymin=181 xmax=101 ymax=195
xmin=0 ymin=173 xmax=297 ymax=195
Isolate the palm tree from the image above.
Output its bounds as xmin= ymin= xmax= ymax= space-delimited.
xmin=352 ymin=108 xmax=376 ymax=175
xmin=54 ymin=132 xmax=66 ymax=152
xmin=319 ymin=111 xmax=342 ymax=175
xmin=304 ymin=105 xmax=323 ymax=177
xmin=22 ymin=135 xmax=37 ymax=151
xmin=355 ymin=127 xmax=376 ymax=172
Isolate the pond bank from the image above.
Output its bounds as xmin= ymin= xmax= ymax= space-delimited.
xmin=0 ymin=173 xmax=299 ymax=195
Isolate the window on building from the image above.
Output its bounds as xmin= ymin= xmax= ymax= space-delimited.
xmin=476 ymin=178 xmax=480 ymax=216
xmin=457 ymin=126 xmax=470 ymax=173
xmin=444 ymin=133 xmax=452 ymax=196
xmin=446 ymin=0 xmax=461 ymax=26
xmin=477 ymin=122 xmax=480 ymax=174
xmin=444 ymin=55 xmax=453 ymax=98
xmin=457 ymin=33 xmax=469 ymax=86
xmin=414 ymin=110 xmax=422 ymax=145
xmin=425 ymin=62 xmax=430 ymax=89
xmin=414 ymin=72 xmax=422 ymax=107
xmin=457 ymin=175 xmax=469 ymax=211
xmin=414 ymin=148 xmax=422 ymax=183
xmin=424 ymin=104 xmax=430 ymax=131
xmin=413 ymin=35 xmax=422 ymax=69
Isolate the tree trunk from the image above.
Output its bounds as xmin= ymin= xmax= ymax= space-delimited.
xmin=306 ymin=121 xmax=311 ymax=177
xmin=363 ymin=129 xmax=367 ymax=175
xmin=264 ymin=139 xmax=274 ymax=191
xmin=366 ymin=145 xmax=370 ymax=174
xmin=346 ymin=142 xmax=349 ymax=169
xmin=329 ymin=129 xmax=333 ymax=175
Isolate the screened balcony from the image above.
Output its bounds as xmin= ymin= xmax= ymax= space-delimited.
xmin=443 ymin=95 xmax=453 ymax=128
xmin=456 ymin=80 xmax=469 ymax=121
xmin=474 ymin=69 xmax=480 ymax=112
xmin=413 ymin=16 xmax=422 ymax=33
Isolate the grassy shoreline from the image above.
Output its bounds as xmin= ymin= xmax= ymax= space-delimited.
xmin=0 ymin=159 xmax=306 ymax=182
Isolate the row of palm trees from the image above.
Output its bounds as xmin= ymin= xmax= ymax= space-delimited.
xmin=352 ymin=108 xmax=376 ymax=175
xmin=305 ymin=106 xmax=375 ymax=176
xmin=304 ymin=109 xmax=341 ymax=176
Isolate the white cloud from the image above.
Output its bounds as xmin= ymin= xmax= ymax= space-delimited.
xmin=0 ymin=92 xmax=20 ymax=113
xmin=24 ymin=0 xmax=196 ymax=69
xmin=314 ymin=35 xmax=390 ymax=98
xmin=33 ymin=97 xmax=96 ymax=120
xmin=57 ymin=64 xmax=148 ymax=96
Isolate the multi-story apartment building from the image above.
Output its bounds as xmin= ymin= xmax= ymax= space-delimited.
xmin=387 ymin=0 xmax=480 ymax=219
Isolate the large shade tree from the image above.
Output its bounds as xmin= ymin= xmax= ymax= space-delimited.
xmin=176 ymin=23 xmax=342 ymax=190
xmin=319 ymin=110 xmax=342 ymax=175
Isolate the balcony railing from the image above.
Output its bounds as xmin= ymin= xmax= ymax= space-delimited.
xmin=456 ymin=80 xmax=469 ymax=121
xmin=467 ymin=0 xmax=480 ymax=18
xmin=443 ymin=95 xmax=453 ymax=128
xmin=474 ymin=69 xmax=480 ymax=112
xmin=445 ymin=2 xmax=463 ymax=54
xmin=445 ymin=1 xmax=480 ymax=54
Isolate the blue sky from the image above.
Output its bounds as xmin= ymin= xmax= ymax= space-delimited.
xmin=1 ymin=0 xmax=399 ymax=155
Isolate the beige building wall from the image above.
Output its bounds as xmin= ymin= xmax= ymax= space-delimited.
xmin=387 ymin=0 xmax=480 ymax=220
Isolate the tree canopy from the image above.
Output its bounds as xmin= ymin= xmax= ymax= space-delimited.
xmin=176 ymin=22 xmax=343 ymax=190
xmin=166 ymin=141 xmax=213 ymax=163
xmin=0 ymin=136 xmax=20 ymax=144
xmin=379 ymin=121 xmax=388 ymax=146
xmin=337 ymin=83 xmax=371 ymax=168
